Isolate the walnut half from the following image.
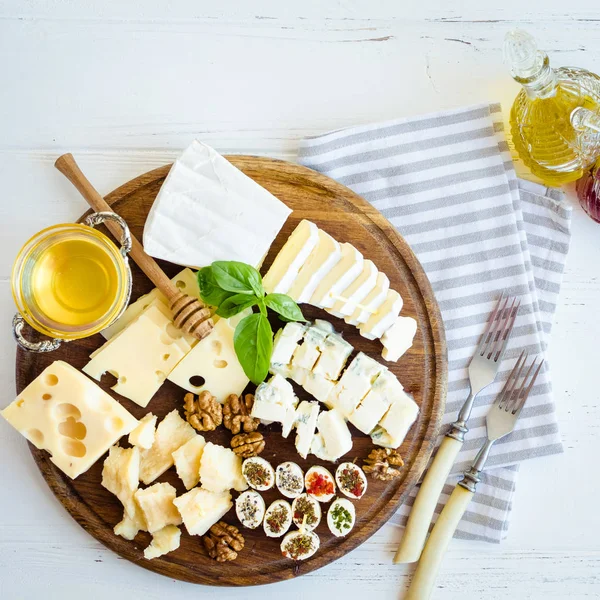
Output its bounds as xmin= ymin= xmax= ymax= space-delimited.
xmin=203 ymin=521 xmax=245 ymax=562
xmin=231 ymin=432 xmax=265 ymax=458
xmin=363 ymin=448 xmax=404 ymax=481
xmin=223 ymin=393 xmax=259 ymax=434
xmin=183 ymin=391 xmax=222 ymax=432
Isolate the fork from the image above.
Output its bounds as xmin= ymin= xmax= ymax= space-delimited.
xmin=394 ymin=292 xmax=520 ymax=564
xmin=405 ymin=351 xmax=544 ymax=600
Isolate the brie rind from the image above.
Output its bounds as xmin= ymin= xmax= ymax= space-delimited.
xmin=360 ymin=289 xmax=403 ymax=340
xmin=143 ymin=141 xmax=291 ymax=268
xmin=327 ymin=259 xmax=378 ymax=318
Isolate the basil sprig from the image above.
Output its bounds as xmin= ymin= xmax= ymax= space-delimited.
xmin=197 ymin=261 xmax=305 ymax=385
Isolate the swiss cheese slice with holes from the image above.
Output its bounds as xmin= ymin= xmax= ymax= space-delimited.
xmin=101 ymin=268 xmax=200 ymax=341
xmin=0 ymin=361 xmax=138 ymax=479
xmin=167 ymin=317 xmax=249 ymax=402
xmin=83 ymin=304 xmax=192 ymax=408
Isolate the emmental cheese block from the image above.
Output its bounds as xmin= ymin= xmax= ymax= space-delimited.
xmin=287 ymin=229 xmax=341 ymax=303
xmin=1 ymin=361 xmax=138 ymax=479
xmin=143 ymin=141 xmax=292 ymax=269
xmin=263 ymin=220 xmax=319 ymax=294
xmin=310 ymin=243 xmax=364 ymax=309
xmin=167 ymin=317 xmax=249 ymax=403
xmin=83 ymin=304 xmax=192 ymax=408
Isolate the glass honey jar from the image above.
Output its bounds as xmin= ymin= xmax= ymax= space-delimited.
xmin=12 ymin=212 xmax=132 ymax=352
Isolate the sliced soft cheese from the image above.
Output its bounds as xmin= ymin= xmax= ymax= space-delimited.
xmin=294 ymin=401 xmax=320 ymax=459
xmin=317 ymin=409 xmax=353 ymax=461
xmin=345 ymin=272 xmax=390 ymax=326
xmin=329 ymin=352 xmax=386 ymax=418
xmin=348 ymin=369 xmax=402 ymax=434
xmin=310 ymin=243 xmax=364 ymax=309
xmin=371 ymin=390 xmax=419 ymax=448
xmin=167 ymin=317 xmax=249 ymax=403
xmin=312 ymin=331 xmax=353 ymax=381
xmin=327 ymin=259 xmax=378 ymax=318
xmin=381 ymin=316 xmax=418 ymax=362
xmin=143 ymin=141 xmax=291 ymax=268
xmin=360 ymin=289 xmax=403 ymax=341
xmin=287 ymin=230 xmax=341 ymax=303
xmin=263 ymin=220 xmax=319 ymax=294
xmin=301 ymin=370 xmax=336 ymax=405
xmin=1 ymin=361 xmax=138 ymax=479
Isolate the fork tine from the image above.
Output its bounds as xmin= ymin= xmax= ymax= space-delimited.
xmin=506 ymin=354 xmax=536 ymax=413
xmin=496 ymin=350 xmax=527 ymax=409
xmin=486 ymin=294 xmax=510 ymax=359
xmin=512 ymin=359 xmax=544 ymax=416
xmin=477 ymin=292 xmax=505 ymax=355
xmin=493 ymin=298 xmax=520 ymax=363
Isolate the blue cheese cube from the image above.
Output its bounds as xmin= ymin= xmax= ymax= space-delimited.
xmin=348 ymin=370 xmax=403 ymax=434
xmin=312 ymin=332 xmax=353 ymax=381
xmin=381 ymin=316 xmax=417 ymax=362
xmin=302 ymin=371 xmax=336 ymax=405
xmin=317 ymin=409 xmax=353 ymax=461
xmin=252 ymin=374 xmax=298 ymax=425
xmin=294 ymin=401 xmax=320 ymax=459
xmin=271 ymin=322 xmax=307 ymax=368
xmin=329 ymin=352 xmax=385 ymax=418
xmin=291 ymin=326 xmax=328 ymax=371
xmin=371 ymin=390 xmax=419 ymax=448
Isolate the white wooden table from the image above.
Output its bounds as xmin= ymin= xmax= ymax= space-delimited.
xmin=1 ymin=2 xmax=599 ymax=598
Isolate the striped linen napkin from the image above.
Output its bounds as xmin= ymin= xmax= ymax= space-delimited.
xmin=298 ymin=103 xmax=572 ymax=543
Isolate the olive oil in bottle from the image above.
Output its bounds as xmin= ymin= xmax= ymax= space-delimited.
xmin=505 ymin=29 xmax=600 ymax=186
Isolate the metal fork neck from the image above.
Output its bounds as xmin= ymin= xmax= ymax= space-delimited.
xmin=458 ymin=438 xmax=495 ymax=493
xmin=447 ymin=390 xmax=475 ymax=443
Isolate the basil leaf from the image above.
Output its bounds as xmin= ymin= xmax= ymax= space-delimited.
xmin=233 ymin=313 xmax=273 ymax=385
xmin=197 ymin=267 xmax=235 ymax=307
xmin=264 ymin=293 xmax=305 ymax=322
xmin=212 ymin=261 xmax=264 ymax=296
xmin=216 ymin=293 xmax=259 ymax=318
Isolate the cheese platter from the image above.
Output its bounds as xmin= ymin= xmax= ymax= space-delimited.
xmin=9 ymin=151 xmax=446 ymax=586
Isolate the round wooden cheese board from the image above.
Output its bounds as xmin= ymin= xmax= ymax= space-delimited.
xmin=15 ymin=156 xmax=447 ymax=586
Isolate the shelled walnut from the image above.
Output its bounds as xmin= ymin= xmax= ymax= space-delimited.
xmin=363 ymin=448 xmax=404 ymax=481
xmin=223 ymin=393 xmax=259 ymax=434
xmin=231 ymin=432 xmax=265 ymax=458
xmin=202 ymin=521 xmax=245 ymax=562
xmin=183 ymin=391 xmax=222 ymax=432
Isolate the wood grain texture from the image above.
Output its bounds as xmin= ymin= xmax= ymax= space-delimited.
xmin=14 ymin=157 xmax=446 ymax=586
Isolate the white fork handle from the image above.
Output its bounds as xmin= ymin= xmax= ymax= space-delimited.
xmin=405 ymin=485 xmax=474 ymax=600
xmin=393 ymin=436 xmax=462 ymax=563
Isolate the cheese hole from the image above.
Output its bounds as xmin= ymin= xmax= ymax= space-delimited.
xmin=175 ymin=280 xmax=186 ymax=289
xmin=189 ymin=375 xmax=205 ymax=388
xmin=58 ymin=416 xmax=87 ymax=440
xmin=54 ymin=403 xmax=82 ymax=421
xmin=213 ymin=359 xmax=228 ymax=369
xmin=118 ymin=376 xmax=127 ymax=385
xmin=16 ymin=399 xmax=24 ymax=407
xmin=106 ymin=416 xmax=124 ymax=432
xmin=61 ymin=439 xmax=86 ymax=458
xmin=45 ymin=373 xmax=59 ymax=386
xmin=211 ymin=341 xmax=222 ymax=354
xmin=27 ymin=428 xmax=44 ymax=445
xmin=163 ymin=323 xmax=182 ymax=342
xmin=155 ymin=370 xmax=166 ymax=382
xmin=162 ymin=353 xmax=171 ymax=361
xmin=42 ymin=393 xmax=52 ymax=401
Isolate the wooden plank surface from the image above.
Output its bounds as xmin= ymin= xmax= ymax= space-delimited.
xmin=1 ymin=1 xmax=600 ymax=597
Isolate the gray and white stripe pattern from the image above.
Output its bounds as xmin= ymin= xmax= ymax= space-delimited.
xmin=298 ymin=103 xmax=571 ymax=543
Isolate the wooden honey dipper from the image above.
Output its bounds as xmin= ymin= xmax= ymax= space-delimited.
xmin=55 ymin=153 xmax=213 ymax=341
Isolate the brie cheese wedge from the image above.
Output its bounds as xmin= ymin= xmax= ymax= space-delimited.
xmin=310 ymin=243 xmax=364 ymax=309
xmin=287 ymin=230 xmax=341 ymax=303
xmin=143 ymin=141 xmax=291 ymax=268
xmin=381 ymin=316 xmax=418 ymax=362
xmin=360 ymin=289 xmax=403 ymax=340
